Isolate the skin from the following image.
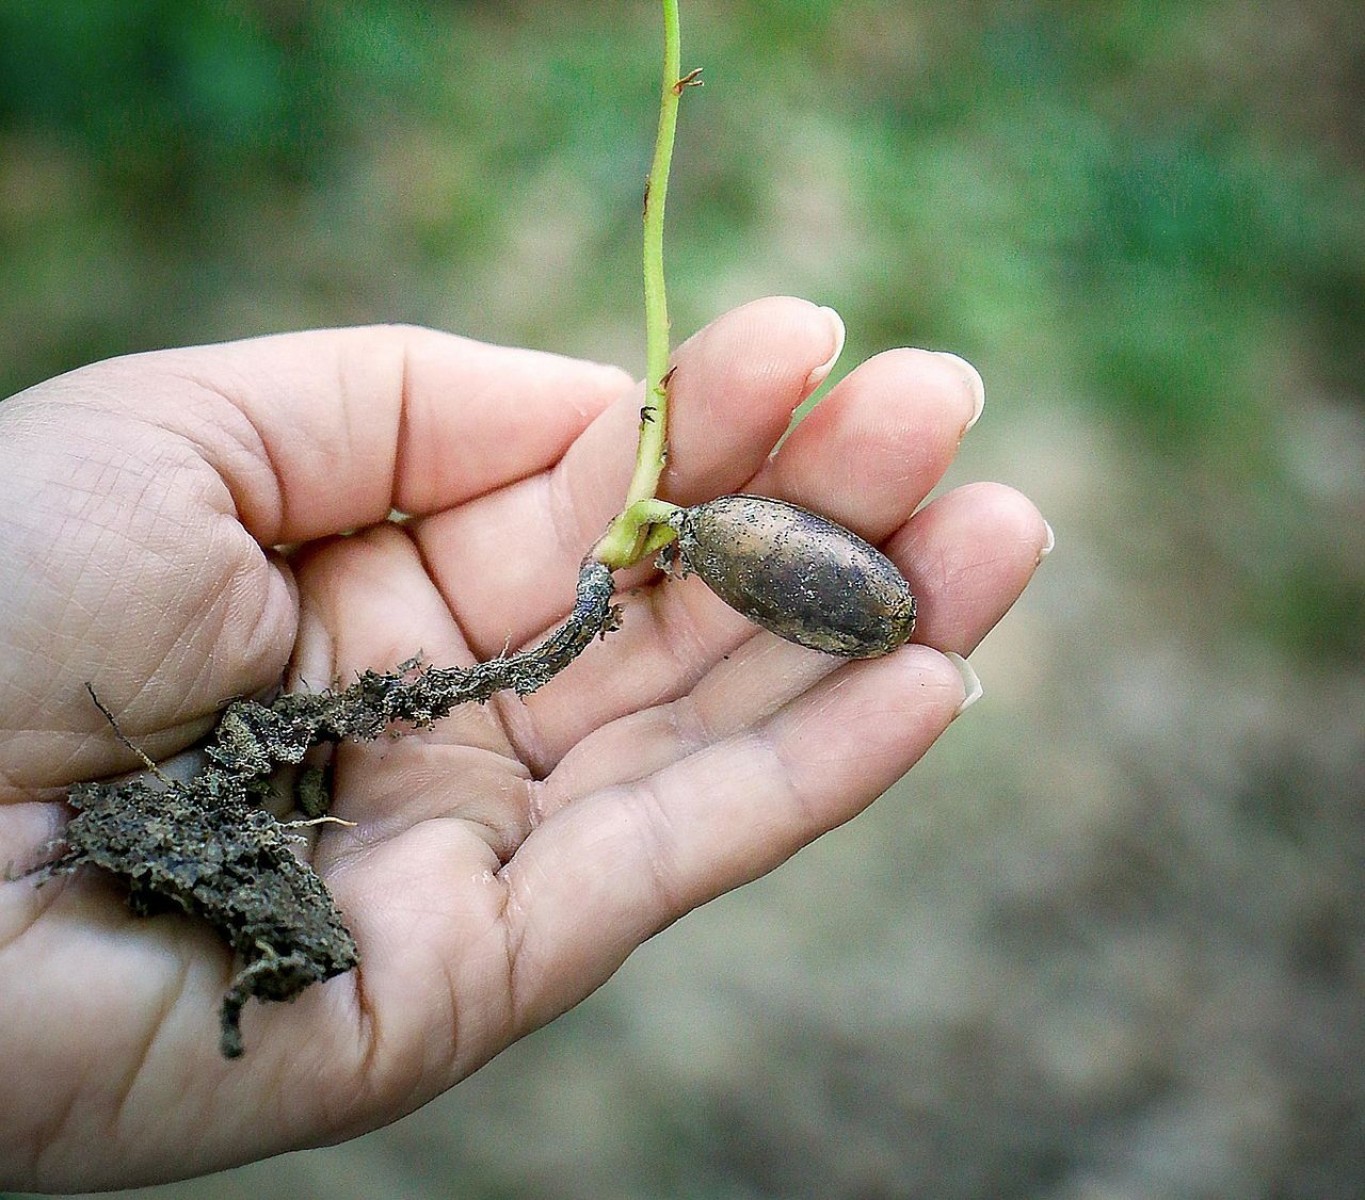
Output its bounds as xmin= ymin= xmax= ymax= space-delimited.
xmin=0 ymin=296 xmax=1047 ymax=1190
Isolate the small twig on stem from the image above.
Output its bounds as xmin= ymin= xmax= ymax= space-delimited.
xmin=85 ymin=683 xmax=173 ymax=787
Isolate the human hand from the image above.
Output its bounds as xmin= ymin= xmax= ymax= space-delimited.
xmin=0 ymin=297 xmax=1047 ymax=1190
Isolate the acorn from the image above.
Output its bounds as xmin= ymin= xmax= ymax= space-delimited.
xmin=662 ymin=494 xmax=916 ymax=658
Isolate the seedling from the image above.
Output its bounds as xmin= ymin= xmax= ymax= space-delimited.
xmin=34 ymin=1 xmax=917 ymax=1057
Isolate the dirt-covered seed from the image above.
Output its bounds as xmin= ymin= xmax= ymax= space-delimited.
xmin=664 ymin=495 xmax=916 ymax=658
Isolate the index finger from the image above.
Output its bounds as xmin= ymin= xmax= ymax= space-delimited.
xmin=68 ymin=324 xmax=634 ymax=545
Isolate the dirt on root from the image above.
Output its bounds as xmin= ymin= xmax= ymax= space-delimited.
xmin=33 ymin=560 xmax=618 ymax=1058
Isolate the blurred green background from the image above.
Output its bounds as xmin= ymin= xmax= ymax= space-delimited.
xmin=2 ymin=1 xmax=1361 ymax=1197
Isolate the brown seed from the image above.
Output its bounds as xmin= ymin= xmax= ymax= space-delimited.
xmin=665 ymin=495 xmax=917 ymax=658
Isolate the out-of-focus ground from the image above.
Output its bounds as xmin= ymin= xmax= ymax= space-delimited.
xmin=2 ymin=1 xmax=1361 ymax=1197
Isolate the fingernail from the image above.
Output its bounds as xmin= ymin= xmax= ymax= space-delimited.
xmin=944 ymin=652 xmax=983 ymax=716
xmin=934 ymin=351 xmax=986 ymax=431
xmin=805 ymin=305 xmax=846 ymax=392
xmin=1038 ymin=520 xmax=1056 ymax=561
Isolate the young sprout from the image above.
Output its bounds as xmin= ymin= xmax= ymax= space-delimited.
xmin=41 ymin=0 xmax=922 ymax=1060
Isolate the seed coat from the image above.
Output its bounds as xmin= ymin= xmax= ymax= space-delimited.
xmin=666 ymin=495 xmax=917 ymax=658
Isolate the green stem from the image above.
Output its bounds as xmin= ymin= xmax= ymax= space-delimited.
xmin=640 ymin=0 xmax=682 ymax=443
xmin=593 ymin=0 xmax=694 ymax=570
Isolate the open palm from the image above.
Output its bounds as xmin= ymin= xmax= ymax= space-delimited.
xmin=0 ymin=298 xmax=1046 ymax=1190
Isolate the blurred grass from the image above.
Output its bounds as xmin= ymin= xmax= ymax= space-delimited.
xmin=2 ymin=2 xmax=1362 ymax=1198
xmin=3 ymin=1 xmax=1359 ymax=420
xmin=2 ymin=0 xmax=1359 ymax=659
